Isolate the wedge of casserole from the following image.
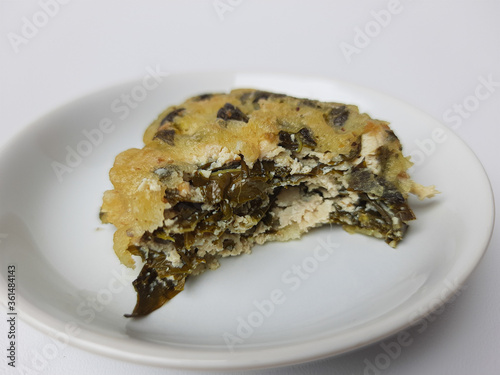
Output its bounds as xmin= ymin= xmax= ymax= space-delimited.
xmin=100 ymin=89 xmax=437 ymax=317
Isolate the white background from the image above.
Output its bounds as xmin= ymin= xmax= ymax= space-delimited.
xmin=0 ymin=0 xmax=499 ymax=374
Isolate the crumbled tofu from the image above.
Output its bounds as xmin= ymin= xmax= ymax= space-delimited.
xmin=199 ymin=169 xmax=211 ymax=178
xmin=165 ymin=249 xmax=182 ymax=268
xmin=137 ymin=178 xmax=161 ymax=192
xmin=275 ymin=188 xmax=333 ymax=230
xmin=209 ymin=147 xmax=241 ymax=169
xmin=410 ymin=182 xmax=440 ymax=200
xmin=360 ymin=129 xmax=386 ymax=174
xmin=337 ymin=191 xmax=359 ymax=213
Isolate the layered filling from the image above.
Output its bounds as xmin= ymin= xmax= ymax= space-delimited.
xmin=125 ymin=128 xmax=415 ymax=317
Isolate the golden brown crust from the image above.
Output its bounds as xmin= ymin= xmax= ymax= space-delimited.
xmin=143 ymin=89 xmax=370 ymax=164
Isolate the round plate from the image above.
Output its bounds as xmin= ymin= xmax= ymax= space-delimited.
xmin=0 ymin=73 xmax=494 ymax=370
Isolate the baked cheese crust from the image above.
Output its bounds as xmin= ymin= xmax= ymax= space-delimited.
xmin=100 ymin=89 xmax=437 ymax=317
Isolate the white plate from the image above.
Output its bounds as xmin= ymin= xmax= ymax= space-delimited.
xmin=0 ymin=73 xmax=494 ymax=370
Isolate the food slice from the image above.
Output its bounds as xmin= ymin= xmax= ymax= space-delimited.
xmin=100 ymin=89 xmax=437 ymax=317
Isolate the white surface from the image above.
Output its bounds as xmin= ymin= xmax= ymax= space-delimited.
xmin=0 ymin=0 xmax=498 ymax=374
xmin=0 ymin=72 xmax=494 ymax=371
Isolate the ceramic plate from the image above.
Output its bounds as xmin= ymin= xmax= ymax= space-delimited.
xmin=0 ymin=73 xmax=494 ymax=370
